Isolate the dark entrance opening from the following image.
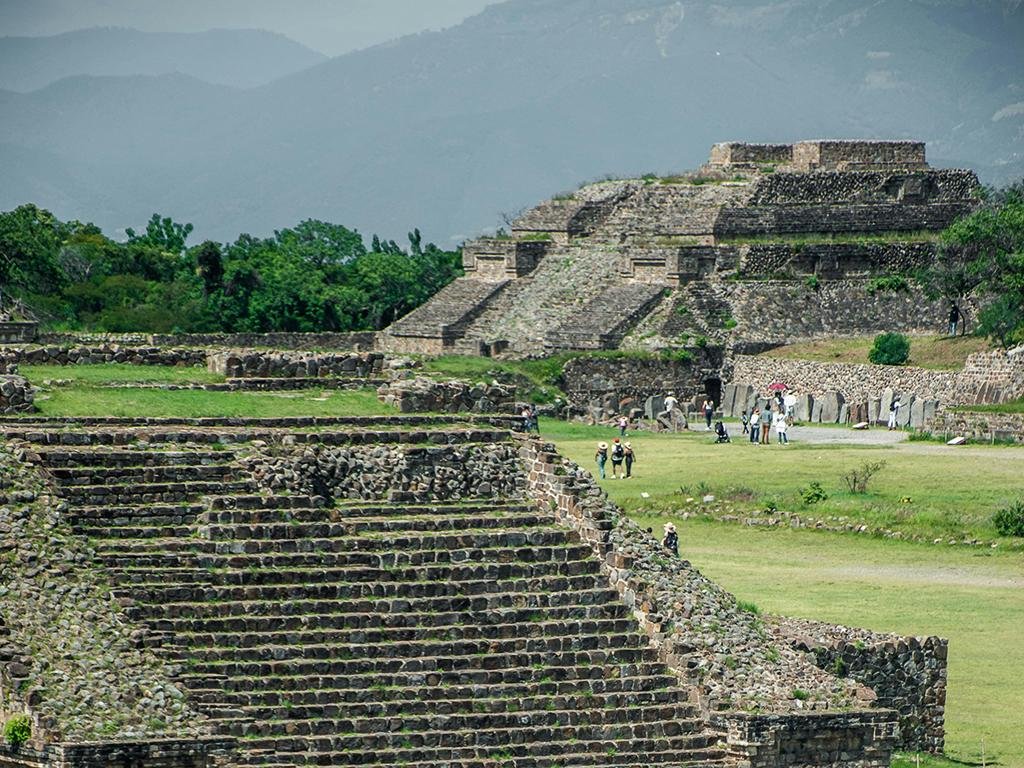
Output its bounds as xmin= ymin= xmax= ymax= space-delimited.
xmin=704 ymin=377 xmax=722 ymax=407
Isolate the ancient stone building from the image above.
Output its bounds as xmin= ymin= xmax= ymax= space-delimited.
xmin=384 ymin=140 xmax=979 ymax=360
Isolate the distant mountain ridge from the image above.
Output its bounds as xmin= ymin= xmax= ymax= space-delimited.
xmin=0 ymin=27 xmax=326 ymax=91
xmin=0 ymin=0 xmax=1021 ymax=245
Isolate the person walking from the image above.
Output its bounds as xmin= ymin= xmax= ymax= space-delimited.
xmin=760 ymin=404 xmax=773 ymax=445
xmin=623 ymin=442 xmax=635 ymax=478
xmin=775 ymin=411 xmax=788 ymax=444
xmin=609 ymin=438 xmax=625 ymax=479
xmin=749 ymin=408 xmax=760 ymax=444
xmin=595 ymin=442 xmax=608 ymax=479
xmin=662 ymin=522 xmax=679 ymax=557
xmin=529 ymin=403 xmax=540 ymax=434
xmin=702 ymin=398 xmax=714 ymax=431
xmin=617 ymin=415 xmax=628 ymax=437
xmin=740 ymin=409 xmax=749 ymax=435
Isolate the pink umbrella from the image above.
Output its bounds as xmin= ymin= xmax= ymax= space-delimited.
xmin=767 ymin=382 xmax=787 ymax=392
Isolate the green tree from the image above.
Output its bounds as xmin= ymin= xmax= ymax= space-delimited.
xmin=0 ymin=204 xmax=67 ymax=297
xmin=126 ymin=214 xmax=194 ymax=255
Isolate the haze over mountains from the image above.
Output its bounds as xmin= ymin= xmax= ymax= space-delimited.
xmin=1 ymin=0 xmax=1022 ymax=245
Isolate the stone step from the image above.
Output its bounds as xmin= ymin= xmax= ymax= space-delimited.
xmin=147 ymin=604 xmax=632 ymax=636
xmin=68 ymin=503 xmax=205 ymax=526
xmin=200 ymin=688 xmax=694 ymax=722
xmin=201 ymin=508 xmax=543 ymax=531
xmin=177 ymin=660 xmax=675 ymax=692
xmin=93 ymin=543 xmax=595 ymax=570
xmin=50 ymin=464 xmax=238 ymax=486
xmin=204 ymin=497 xmax=532 ymax=518
xmin=185 ymin=675 xmax=683 ymax=709
xmin=58 ymin=480 xmax=255 ymax=504
xmin=36 ymin=449 xmax=234 ymax=467
xmin=221 ymin=702 xmax=702 ymax=738
xmin=106 ymin=560 xmax=601 ymax=588
xmin=195 ymin=514 xmax=553 ymax=540
xmin=170 ymin=631 xmax=649 ymax=665
xmin=115 ymin=572 xmax=607 ymax=605
xmin=163 ymin=617 xmax=638 ymax=650
xmin=129 ymin=587 xmax=624 ymax=621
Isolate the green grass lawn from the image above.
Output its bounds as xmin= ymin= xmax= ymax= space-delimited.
xmin=655 ymin=518 xmax=1024 ymax=768
xmin=540 ymin=420 xmax=1024 ymax=545
xmin=20 ymin=363 xmax=225 ymax=385
xmin=31 ymin=387 xmax=391 ymax=418
xmin=761 ymin=334 xmax=991 ymax=370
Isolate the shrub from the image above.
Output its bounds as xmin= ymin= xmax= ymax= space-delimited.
xmin=804 ymin=274 xmax=820 ymax=291
xmin=799 ymin=481 xmax=829 ymax=505
xmin=4 ymin=715 xmax=31 ymax=747
xmin=842 ymin=460 xmax=887 ymax=494
xmin=866 ymin=274 xmax=910 ymax=295
xmin=737 ymin=600 xmax=760 ymax=615
xmin=868 ymin=332 xmax=911 ymax=365
xmin=993 ymin=500 xmax=1024 ymax=537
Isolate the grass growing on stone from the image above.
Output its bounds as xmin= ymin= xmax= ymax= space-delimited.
xmin=760 ymin=334 xmax=991 ymax=370
xmin=646 ymin=518 xmax=1024 ymax=768
xmin=953 ymin=398 xmax=1024 ymax=414
xmin=541 ymin=420 xmax=1024 ymax=546
xmin=20 ymin=363 xmax=225 ymax=384
xmin=32 ymin=387 xmax=391 ymax=418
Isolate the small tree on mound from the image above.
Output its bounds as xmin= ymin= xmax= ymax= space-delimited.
xmin=868 ymin=332 xmax=910 ymax=365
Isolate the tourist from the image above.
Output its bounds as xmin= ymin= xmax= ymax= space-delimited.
xmin=749 ymin=407 xmax=760 ymax=444
xmin=948 ymin=303 xmax=964 ymax=336
xmin=529 ymin=403 xmax=540 ymax=433
xmin=888 ymin=396 xmax=902 ymax=431
xmin=784 ymin=392 xmax=797 ymax=421
xmin=662 ymin=522 xmax=679 ymax=556
xmin=623 ymin=442 xmax=635 ymax=478
xmin=761 ymin=404 xmax=773 ymax=445
xmin=521 ymin=405 xmax=532 ymax=433
xmin=740 ymin=409 xmax=749 ymax=435
xmin=664 ymin=391 xmax=678 ymax=413
xmin=702 ymin=398 xmax=714 ymax=431
xmin=595 ymin=442 xmax=608 ymax=479
xmin=610 ymin=437 xmax=625 ymax=479
xmin=775 ymin=411 xmax=788 ymax=444
xmin=617 ymin=415 xmax=628 ymax=437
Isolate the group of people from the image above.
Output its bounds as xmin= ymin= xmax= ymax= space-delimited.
xmin=520 ymin=404 xmax=540 ymax=433
xmin=740 ymin=390 xmax=794 ymax=445
xmin=594 ymin=437 xmax=636 ymax=479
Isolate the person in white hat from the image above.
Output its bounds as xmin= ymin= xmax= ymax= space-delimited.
xmin=662 ymin=522 xmax=679 ymax=556
xmin=595 ymin=442 xmax=609 ymax=479
xmin=623 ymin=442 xmax=635 ymax=478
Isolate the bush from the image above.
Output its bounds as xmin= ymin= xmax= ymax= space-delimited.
xmin=868 ymin=333 xmax=911 ymax=365
xmin=4 ymin=715 xmax=31 ymax=747
xmin=842 ymin=460 xmax=887 ymax=494
xmin=799 ymin=481 xmax=829 ymax=505
xmin=993 ymin=500 xmax=1024 ymax=537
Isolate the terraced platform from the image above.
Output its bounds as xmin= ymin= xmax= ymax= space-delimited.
xmin=5 ymin=418 xmax=732 ymax=768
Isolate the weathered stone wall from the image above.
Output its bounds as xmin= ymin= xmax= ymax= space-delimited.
xmin=0 ymin=323 xmax=38 ymax=344
xmin=736 ymin=243 xmax=936 ymax=279
xmin=243 ymin=439 xmax=524 ymax=503
xmin=561 ymin=350 xmax=726 ymax=419
xmin=518 ymin=436 xmax=905 ymax=765
xmin=376 ymin=377 xmax=516 ymax=414
xmin=0 ymin=346 xmax=207 ymax=368
xmin=747 ymin=169 xmax=976 ymax=206
xmin=929 ymin=410 xmax=1024 ymax=444
xmin=791 ymin=140 xmax=926 ymax=171
xmin=0 ymin=375 xmax=34 ymax=414
xmin=775 ymin=618 xmax=947 ymax=752
xmin=207 ymin=350 xmax=387 ymax=378
xmin=34 ymin=332 xmax=378 ymax=351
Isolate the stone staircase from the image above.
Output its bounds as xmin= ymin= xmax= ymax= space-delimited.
xmin=385 ymin=279 xmax=509 ymax=352
xmin=13 ymin=423 xmax=729 ymax=768
xmin=545 ymin=283 xmax=667 ymax=351
xmin=660 ymin=282 xmax=735 ymax=343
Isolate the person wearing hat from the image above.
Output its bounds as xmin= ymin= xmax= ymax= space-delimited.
xmin=609 ymin=437 xmax=626 ymax=479
xmin=662 ymin=522 xmax=679 ymax=556
xmin=623 ymin=442 xmax=635 ymax=478
xmin=595 ymin=441 xmax=609 ymax=479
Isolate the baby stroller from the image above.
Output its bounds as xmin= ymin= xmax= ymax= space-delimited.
xmin=714 ymin=421 xmax=730 ymax=443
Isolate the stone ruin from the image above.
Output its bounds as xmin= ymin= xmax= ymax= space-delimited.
xmin=384 ymin=140 xmax=979 ymax=360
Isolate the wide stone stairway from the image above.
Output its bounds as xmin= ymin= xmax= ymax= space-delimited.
xmin=9 ymin=419 xmax=729 ymax=768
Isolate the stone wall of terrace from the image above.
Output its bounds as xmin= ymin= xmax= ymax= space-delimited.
xmin=207 ymin=350 xmax=388 ymax=378
xmin=0 ymin=346 xmax=207 ymax=368
xmin=35 ymin=332 xmax=379 ymax=351
xmin=0 ymin=375 xmax=34 ymax=414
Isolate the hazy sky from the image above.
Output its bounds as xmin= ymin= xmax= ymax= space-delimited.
xmin=0 ymin=0 xmax=499 ymax=56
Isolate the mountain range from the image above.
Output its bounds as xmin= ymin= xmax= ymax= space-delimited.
xmin=1 ymin=0 xmax=1022 ymax=245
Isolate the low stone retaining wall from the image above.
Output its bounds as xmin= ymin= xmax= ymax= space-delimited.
xmin=36 ymin=331 xmax=378 ymax=351
xmin=929 ymin=410 xmax=1024 ymax=444
xmin=376 ymin=377 xmax=517 ymax=413
xmin=561 ymin=349 xmax=726 ymax=420
xmin=207 ymin=350 xmax=387 ymax=378
xmin=0 ymin=346 xmax=207 ymax=368
xmin=0 ymin=322 xmax=38 ymax=344
xmin=243 ymin=441 xmax=524 ymax=502
xmin=0 ymin=375 xmax=34 ymax=414
xmin=774 ymin=618 xmax=947 ymax=752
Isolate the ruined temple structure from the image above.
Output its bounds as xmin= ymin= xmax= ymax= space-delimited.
xmin=384 ymin=140 xmax=980 ymax=360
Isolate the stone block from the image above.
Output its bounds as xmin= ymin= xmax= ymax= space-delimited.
xmin=811 ymin=400 xmax=823 ymax=423
xmin=838 ymin=403 xmax=849 ymax=424
xmin=879 ymin=389 xmax=894 ymax=425
xmin=909 ymin=399 xmax=925 ymax=429
xmin=897 ymin=393 xmax=915 ymax=428
xmin=644 ymin=395 xmax=665 ymax=419
xmin=721 ymin=383 xmax=737 ymax=416
xmin=869 ymin=397 xmax=881 ymax=424
xmin=795 ymin=394 xmax=814 ymax=422
xmin=819 ymin=391 xmax=845 ymax=423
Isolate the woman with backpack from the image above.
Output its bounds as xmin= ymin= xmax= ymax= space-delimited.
xmin=662 ymin=522 xmax=679 ymax=556
xmin=609 ymin=437 xmax=626 ymax=479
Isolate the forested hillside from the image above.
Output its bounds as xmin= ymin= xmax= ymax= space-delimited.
xmin=0 ymin=206 xmax=461 ymax=332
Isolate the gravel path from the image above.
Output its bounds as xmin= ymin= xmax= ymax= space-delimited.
xmin=723 ymin=420 xmax=908 ymax=446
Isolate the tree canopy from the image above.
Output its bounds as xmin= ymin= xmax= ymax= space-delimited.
xmin=0 ymin=205 xmax=462 ymax=333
